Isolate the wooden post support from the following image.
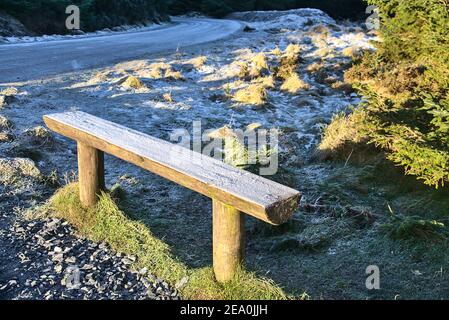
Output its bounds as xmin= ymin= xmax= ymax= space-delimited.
xmin=213 ymin=199 xmax=245 ymax=282
xmin=77 ymin=141 xmax=105 ymax=207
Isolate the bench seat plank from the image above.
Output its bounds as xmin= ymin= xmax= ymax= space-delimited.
xmin=44 ymin=111 xmax=300 ymax=225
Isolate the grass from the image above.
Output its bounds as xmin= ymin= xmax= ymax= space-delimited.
xmin=0 ymin=115 xmax=13 ymax=130
xmin=122 ymin=76 xmax=144 ymax=89
xmin=284 ymin=44 xmax=301 ymax=57
xmin=146 ymin=62 xmax=184 ymax=81
xmin=271 ymin=47 xmax=282 ymax=56
xmin=0 ymin=87 xmax=18 ymax=96
xmin=249 ymin=53 xmax=269 ymax=78
xmin=381 ymin=215 xmax=446 ymax=241
xmin=187 ymin=56 xmax=207 ymax=69
xmin=280 ymin=73 xmax=310 ymax=94
xmin=40 ymin=183 xmax=288 ymax=300
xmin=164 ymin=69 xmax=184 ymax=81
xmin=162 ymin=92 xmax=174 ymax=103
xmin=232 ymin=84 xmax=268 ymax=106
xmin=342 ymin=46 xmax=363 ymax=58
xmin=252 ymin=75 xmax=275 ymax=89
xmin=317 ymin=109 xmax=373 ymax=161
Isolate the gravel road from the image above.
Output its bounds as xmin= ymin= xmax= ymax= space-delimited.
xmin=0 ymin=17 xmax=242 ymax=83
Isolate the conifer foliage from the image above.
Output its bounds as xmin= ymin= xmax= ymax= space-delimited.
xmin=343 ymin=0 xmax=449 ymax=187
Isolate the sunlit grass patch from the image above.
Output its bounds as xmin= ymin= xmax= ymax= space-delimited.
xmin=280 ymin=73 xmax=310 ymax=94
xmin=284 ymin=44 xmax=301 ymax=57
xmin=270 ymin=47 xmax=282 ymax=56
xmin=122 ymin=75 xmax=144 ymax=89
xmin=252 ymin=75 xmax=275 ymax=89
xmin=273 ymin=44 xmax=302 ymax=80
xmin=0 ymin=115 xmax=13 ymax=130
xmin=164 ymin=69 xmax=184 ymax=81
xmin=237 ymin=53 xmax=270 ymax=80
xmin=0 ymin=87 xmax=18 ymax=96
xmin=40 ymin=184 xmax=288 ymax=300
xmin=306 ymin=62 xmax=324 ymax=73
xmin=162 ymin=92 xmax=174 ymax=103
xmin=342 ymin=46 xmax=363 ymax=58
xmin=232 ymin=84 xmax=268 ymax=106
xmin=187 ymin=56 xmax=207 ymax=69
xmin=148 ymin=62 xmax=171 ymax=79
xmin=147 ymin=62 xmax=183 ymax=80
xmin=88 ymin=71 xmax=111 ymax=85
xmin=317 ymin=109 xmax=374 ymax=160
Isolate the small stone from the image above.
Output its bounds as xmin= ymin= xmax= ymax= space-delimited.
xmin=52 ymin=253 xmax=63 ymax=262
xmin=54 ymin=264 xmax=63 ymax=273
xmin=65 ymin=256 xmax=76 ymax=264
xmin=53 ymin=246 xmax=63 ymax=253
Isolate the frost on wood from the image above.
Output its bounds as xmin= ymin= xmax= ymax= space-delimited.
xmin=44 ymin=111 xmax=300 ymax=225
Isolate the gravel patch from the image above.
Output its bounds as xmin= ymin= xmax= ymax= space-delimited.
xmin=0 ymin=217 xmax=179 ymax=300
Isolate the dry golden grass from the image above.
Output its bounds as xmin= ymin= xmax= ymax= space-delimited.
xmin=284 ymin=44 xmax=301 ymax=57
xmin=331 ymin=81 xmax=354 ymax=94
xmin=0 ymin=132 xmax=12 ymax=142
xmin=88 ymin=71 xmax=111 ymax=85
xmin=236 ymin=52 xmax=270 ymax=80
xmin=306 ymin=62 xmax=324 ymax=73
xmin=0 ymin=87 xmax=18 ymax=96
xmin=251 ymin=53 xmax=269 ymax=71
xmin=252 ymin=75 xmax=275 ymax=89
xmin=317 ymin=109 xmax=371 ymax=160
xmin=188 ymin=56 xmax=207 ymax=69
xmin=233 ymin=84 xmax=267 ymax=106
xmin=164 ymin=69 xmax=184 ymax=81
xmin=274 ymin=44 xmax=302 ymax=81
xmin=148 ymin=62 xmax=172 ymax=79
xmin=281 ymin=73 xmax=310 ymax=93
xmin=315 ymin=47 xmax=333 ymax=58
xmin=122 ymin=76 xmax=144 ymax=89
xmin=342 ymin=46 xmax=363 ymax=58
xmin=0 ymin=115 xmax=13 ymax=130
xmin=271 ymin=47 xmax=282 ymax=56
xmin=162 ymin=92 xmax=174 ymax=103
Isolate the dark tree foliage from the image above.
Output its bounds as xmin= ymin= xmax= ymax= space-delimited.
xmin=0 ymin=0 xmax=170 ymax=34
xmin=0 ymin=0 xmax=366 ymax=34
xmin=168 ymin=0 xmax=367 ymax=20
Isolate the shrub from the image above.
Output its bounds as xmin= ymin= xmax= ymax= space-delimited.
xmin=329 ymin=0 xmax=449 ymax=188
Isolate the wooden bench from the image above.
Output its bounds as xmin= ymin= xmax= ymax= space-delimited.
xmin=44 ymin=111 xmax=300 ymax=282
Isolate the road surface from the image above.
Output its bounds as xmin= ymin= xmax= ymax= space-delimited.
xmin=0 ymin=17 xmax=242 ymax=83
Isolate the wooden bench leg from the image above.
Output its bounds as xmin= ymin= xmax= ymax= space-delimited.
xmin=213 ymin=199 xmax=245 ymax=282
xmin=77 ymin=141 xmax=105 ymax=207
